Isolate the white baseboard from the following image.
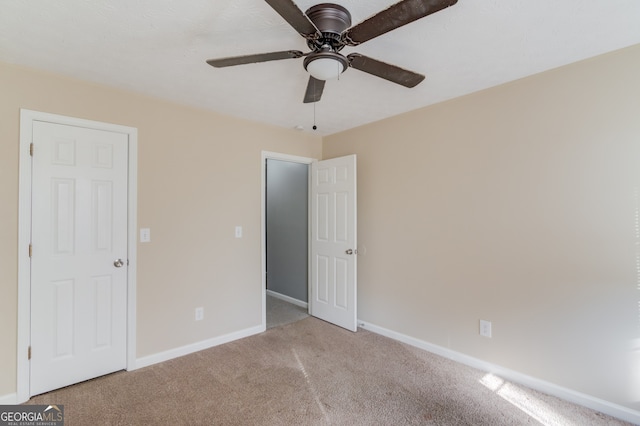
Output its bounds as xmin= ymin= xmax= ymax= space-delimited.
xmin=0 ymin=393 xmax=17 ymax=405
xmin=357 ymin=320 xmax=640 ymax=425
xmin=266 ymin=289 xmax=308 ymax=309
xmin=134 ymin=324 xmax=265 ymax=370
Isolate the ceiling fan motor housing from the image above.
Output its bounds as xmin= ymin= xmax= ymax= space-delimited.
xmin=305 ymin=3 xmax=352 ymax=51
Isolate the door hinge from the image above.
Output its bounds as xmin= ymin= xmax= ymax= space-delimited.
xmin=29 ymin=243 xmax=32 ymax=258
xmin=29 ymin=143 xmax=34 ymax=156
xmin=28 ymin=346 xmax=31 ymax=360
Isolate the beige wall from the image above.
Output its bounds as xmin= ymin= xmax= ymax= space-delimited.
xmin=2 ymin=45 xmax=639 ymax=413
xmin=324 ymin=44 xmax=640 ymax=411
xmin=0 ymin=62 xmax=322 ymax=397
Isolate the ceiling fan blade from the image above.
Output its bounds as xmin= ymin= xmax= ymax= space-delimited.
xmin=264 ymin=0 xmax=321 ymax=39
xmin=303 ymin=76 xmax=325 ymax=103
xmin=342 ymin=0 xmax=458 ymax=45
xmin=206 ymin=50 xmax=304 ymax=68
xmin=347 ymin=53 xmax=425 ymax=88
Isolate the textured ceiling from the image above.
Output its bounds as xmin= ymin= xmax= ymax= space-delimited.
xmin=1 ymin=0 xmax=639 ymax=135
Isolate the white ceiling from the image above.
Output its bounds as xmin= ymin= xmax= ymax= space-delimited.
xmin=1 ymin=0 xmax=639 ymax=135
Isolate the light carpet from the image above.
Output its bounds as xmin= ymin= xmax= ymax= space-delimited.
xmin=266 ymin=294 xmax=309 ymax=329
xmin=25 ymin=317 xmax=632 ymax=425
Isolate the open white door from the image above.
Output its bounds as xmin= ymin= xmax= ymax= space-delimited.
xmin=310 ymin=155 xmax=357 ymax=332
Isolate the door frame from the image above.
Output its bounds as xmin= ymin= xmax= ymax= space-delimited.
xmin=17 ymin=109 xmax=138 ymax=403
xmin=261 ymin=151 xmax=314 ymax=329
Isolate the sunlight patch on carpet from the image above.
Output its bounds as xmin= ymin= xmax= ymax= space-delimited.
xmin=480 ymin=373 xmax=574 ymax=426
xmin=293 ymin=348 xmax=330 ymax=422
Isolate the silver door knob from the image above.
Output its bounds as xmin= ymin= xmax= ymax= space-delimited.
xmin=345 ymin=249 xmax=353 ymax=255
xmin=114 ymin=259 xmax=124 ymax=268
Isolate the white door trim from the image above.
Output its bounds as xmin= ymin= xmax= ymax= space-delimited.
xmin=17 ymin=109 xmax=138 ymax=403
xmin=260 ymin=151 xmax=314 ymax=329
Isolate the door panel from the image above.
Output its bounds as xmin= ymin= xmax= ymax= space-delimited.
xmin=30 ymin=121 xmax=128 ymax=396
xmin=310 ymin=155 xmax=357 ymax=332
xmin=53 ymin=279 xmax=74 ymax=357
xmin=94 ymin=275 xmax=113 ymax=347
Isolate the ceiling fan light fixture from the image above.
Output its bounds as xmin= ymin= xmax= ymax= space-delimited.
xmin=304 ymin=51 xmax=348 ymax=81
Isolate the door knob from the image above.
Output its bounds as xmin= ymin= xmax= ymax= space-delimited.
xmin=113 ymin=259 xmax=124 ymax=268
xmin=345 ymin=249 xmax=353 ymax=255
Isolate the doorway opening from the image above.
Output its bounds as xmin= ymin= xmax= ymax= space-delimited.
xmin=261 ymin=152 xmax=358 ymax=332
xmin=261 ymin=152 xmax=314 ymax=329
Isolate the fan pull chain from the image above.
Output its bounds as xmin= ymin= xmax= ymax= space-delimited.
xmin=313 ymin=99 xmax=317 ymax=130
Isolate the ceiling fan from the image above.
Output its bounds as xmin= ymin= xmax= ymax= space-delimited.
xmin=206 ymin=0 xmax=458 ymax=103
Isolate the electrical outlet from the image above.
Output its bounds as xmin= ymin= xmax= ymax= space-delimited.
xmin=480 ymin=320 xmax=492 ymax=338
xmin=195 ymin=307 xmax=204 ymax=321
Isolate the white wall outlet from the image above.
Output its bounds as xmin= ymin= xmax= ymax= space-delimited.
xmin=195 ymin=307 xmax=204 ymax=321
xmin=235 ymin=226 xmax=242 ymax=238
xmin=480 ymin=320 xmax=492 ymax=338
xmin=140 ymin=228 xmax=151 ymax=243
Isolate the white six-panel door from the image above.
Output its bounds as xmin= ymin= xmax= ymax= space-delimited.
xmin=310 ymin=155 xmax=357 ymax=332
xmin=30 ymin=121 xmax=128 ymax=396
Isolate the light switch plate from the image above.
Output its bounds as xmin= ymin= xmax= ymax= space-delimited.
xmin=195 ymin=307 xmax=204 ymax=321
xmin=140 ymin=228 xmax=151 ymax=243
xmin=235 ymin=226 xmax=242 ymax=238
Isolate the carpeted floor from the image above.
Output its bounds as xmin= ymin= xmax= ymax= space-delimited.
xmin=266 ymin=294 xmax=309 ymax=329
xmin=26 ymin=317 xmax=632 ymax=425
